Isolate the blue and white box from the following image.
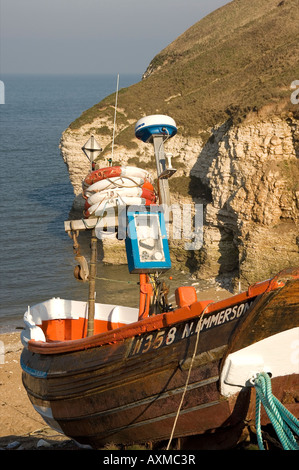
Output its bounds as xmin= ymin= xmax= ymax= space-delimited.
xmin=125 ymin=206 xmax=171 ymax=273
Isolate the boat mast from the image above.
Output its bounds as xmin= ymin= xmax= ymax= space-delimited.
xmin=132 ymin=115 xmax=178 ymax=317
xmin=87 ymin=228 xmax=97 ymax=336
xmin=135 ymin=115 xmax=177 ymax=206
xmin=153 ymin=135 xmax=170 ymax=207
xmin=111 ymin=73 xmax=119 ymax=164
xmin=66 ymin=115 xmax=178 ymax=336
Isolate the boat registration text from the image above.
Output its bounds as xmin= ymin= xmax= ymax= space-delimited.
xmin=129 ymin=298 xmax=256 ymax=357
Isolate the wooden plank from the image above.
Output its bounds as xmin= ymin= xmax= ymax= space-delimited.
xmin=222 ymin=279 xmax=299 ymax=358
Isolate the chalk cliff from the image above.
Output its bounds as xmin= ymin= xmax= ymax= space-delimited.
xmin=60 ymin=0 xmax=299 ymax=286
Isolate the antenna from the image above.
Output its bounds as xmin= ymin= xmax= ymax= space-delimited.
xmin=111 ymin=73 xmax=119 ymax=161
xmin=135 ymin=115 xmax=177 ymax=206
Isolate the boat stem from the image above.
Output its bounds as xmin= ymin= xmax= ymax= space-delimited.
xmin=87 ymin=228 xmax=97 ymax=336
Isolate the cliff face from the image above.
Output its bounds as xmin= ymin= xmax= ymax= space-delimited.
xmin=188 ymin=113 xmax=299 ymax=284
xmin=60 ymin=0 xmax=299 ymax=286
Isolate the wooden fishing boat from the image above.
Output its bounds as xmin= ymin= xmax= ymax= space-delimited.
xmin=20 ymin=115 xmax=299 ymax=450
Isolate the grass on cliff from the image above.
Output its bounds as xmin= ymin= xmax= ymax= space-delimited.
xmin=69 ymin=0 xmax=299 ymax=146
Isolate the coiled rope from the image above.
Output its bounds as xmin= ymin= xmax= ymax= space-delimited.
xmin=254 ymin=371 xmax=299 ymax=450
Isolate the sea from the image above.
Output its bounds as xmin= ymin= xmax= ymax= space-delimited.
xmin=0 ymin=74 xmax=143 ymax=332
xmin=0 ymin=73 xmax=192 ymax=333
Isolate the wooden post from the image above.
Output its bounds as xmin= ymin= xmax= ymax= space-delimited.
xmin=87 ymin=228 xmax=97 ymax=337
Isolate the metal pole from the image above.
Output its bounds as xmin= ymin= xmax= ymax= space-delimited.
xmin=111 ymin=73 xmax=119 ymax=161
xmin=153 ymin=135 xmax=171 ymax=207
xmin=90 ymin=135 xmax=94 ymax=170
xmin=87 ymin=228 xmax=97 ymax=336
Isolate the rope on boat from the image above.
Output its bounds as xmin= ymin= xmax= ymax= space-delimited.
xmin=166 ymin=303 xmax=212 ymax=450
xmin=253 ymin=372 xmax=299 ymax=450
xmin=95 ymin=276 xmax=138 ymax=285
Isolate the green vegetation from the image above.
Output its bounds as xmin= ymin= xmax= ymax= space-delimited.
xmin=84 ymin=125 xmax=111 ymax=136
xmin=69 ymin=0 xmax=299 ymax=138
xmin=127 ymin=156 xmax=157 ymax=170
xmin=279 ymin=159 xmax=299 ymax=193
xmin=169 ymin=175 xmax=212 ymax=200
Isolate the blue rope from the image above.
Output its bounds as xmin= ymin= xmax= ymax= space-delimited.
xmin=254 ymin=372 xmax=299 ymax=450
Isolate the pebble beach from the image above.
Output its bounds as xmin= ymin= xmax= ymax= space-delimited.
xmin=0 ymin=331 xmax=86 ymax=451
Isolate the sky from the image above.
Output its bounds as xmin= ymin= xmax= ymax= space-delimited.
xmin=0 ymin=0 xmax=230 ymax=76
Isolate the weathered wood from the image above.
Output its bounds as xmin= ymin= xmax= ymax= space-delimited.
xmin=21 ymin=270 xmax=299 ymax=449
xmin=222 ymin=277 xmax=299 ymax=360
xmin=87 ymin=228 xmax=97 ymax=337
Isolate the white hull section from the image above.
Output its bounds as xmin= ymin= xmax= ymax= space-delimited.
xmin=21 ymin=298 xmax=139 ymax=349
xmin=220 ymin=327 xmax=299 ymax=396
